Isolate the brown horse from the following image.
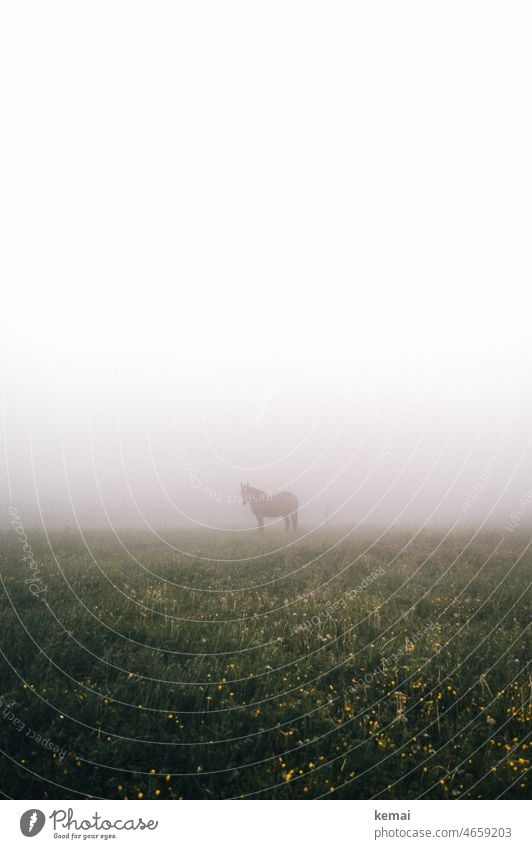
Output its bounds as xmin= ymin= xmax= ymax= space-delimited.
xmin=241 ymin=483 xmax=298 ymax=532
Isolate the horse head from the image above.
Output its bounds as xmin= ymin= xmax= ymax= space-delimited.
xmin=240 ymin=482 xmax=251 ymax=506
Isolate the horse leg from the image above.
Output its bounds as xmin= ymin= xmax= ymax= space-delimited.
xmin=290 ymin=510 xmax=298 ymax=532
xmin=257 ymin=516 xmax=264 ymax=533
xmin=283 ymin=515 xmax=290 ymax=533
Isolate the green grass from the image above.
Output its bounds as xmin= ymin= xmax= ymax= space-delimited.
xmin=0 ymin=526 xmax=530 ymax=799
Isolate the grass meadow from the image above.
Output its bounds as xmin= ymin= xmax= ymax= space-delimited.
xmin=0 ymin=526 xmax=530 ymax=800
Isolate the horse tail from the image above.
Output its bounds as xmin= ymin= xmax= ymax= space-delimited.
xmin=291 ymin=509 xmax=298 ymax=531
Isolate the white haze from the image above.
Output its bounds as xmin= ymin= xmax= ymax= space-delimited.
xmin=1 ymin=2 xmax=531 ymax=532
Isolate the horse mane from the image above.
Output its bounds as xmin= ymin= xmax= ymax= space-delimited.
xmin=243 ymin=484 xmax=265 ymax=497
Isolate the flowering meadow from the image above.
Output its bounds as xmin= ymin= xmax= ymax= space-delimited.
xmin=0 ymin=527 xmax=530 ymax=799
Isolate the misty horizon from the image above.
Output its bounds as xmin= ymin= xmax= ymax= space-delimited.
xmin=2 ymin=362 xmax=531 ymax=531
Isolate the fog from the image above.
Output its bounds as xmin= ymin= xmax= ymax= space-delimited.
xmin=2 ymin=329 xmax=530 ymax=532
xmin=1 ymin=2 xmax=531 ymax=534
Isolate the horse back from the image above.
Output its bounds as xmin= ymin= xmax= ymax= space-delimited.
xmin=274 ymin=491 xmax=298 ymax=513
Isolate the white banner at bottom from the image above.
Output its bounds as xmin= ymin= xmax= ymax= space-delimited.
xmin=2 ymin=799 xmax=529 ymax=848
